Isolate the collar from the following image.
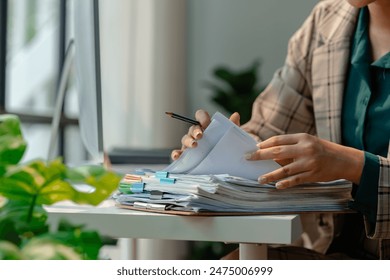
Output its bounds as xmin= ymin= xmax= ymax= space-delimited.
xmin=316 ymin=0 xmax=359 ymax=43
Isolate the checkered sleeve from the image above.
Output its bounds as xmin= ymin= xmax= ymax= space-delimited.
xmin=365 ymin=156 xmax=390 ymax=239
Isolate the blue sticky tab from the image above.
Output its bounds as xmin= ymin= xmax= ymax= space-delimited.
xmin=155 ymin=171 xmax=169 ymax=178
xmin=159 ymin=178 xmax=176 ymax=184
xmin=131 ymin=182 xmax=145 ymax=193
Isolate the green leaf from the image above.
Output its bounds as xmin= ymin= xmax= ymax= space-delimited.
xmin=204 ymin=60 xmax=264 ymax=123
xmin=0 ymin=115 xmax=27 ymax=167
xmin=1 ymin=159 xmax=121 ymax=207
xmin=0 ymin=201 xmax=48 ymax=242
xmin=24 ymin=220 xmax=103 ymax=260
xmin=66 ymin=165 xmax=121 ymax=206
xmin=21 ymin=237 xmax=83 ymax=260
xmin=0 ymin=177 xmax=36 ymax=203
xmin=0 ymin=115 xmax=118 ymax=260
xmin=56 ymin=220 xmax=102 ymax=260
xmin=0 ymin=241 xmax=24 ymax=260
xmin=36 ymin=180 xmax=77 ymax=205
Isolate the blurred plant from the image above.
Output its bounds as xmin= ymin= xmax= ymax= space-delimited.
xmin=0 ymin=114 xmax=121 ymax=260
xmin=204 ymin=60 xmax=264 ymax=123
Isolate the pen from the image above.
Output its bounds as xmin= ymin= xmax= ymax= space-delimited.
xmin=165 ymin=112 xmax=200 ymax=126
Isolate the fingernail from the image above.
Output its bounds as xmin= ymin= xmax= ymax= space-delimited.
xmin=275 ymin=181 xmax=284 ymax=189
xmin=172 ymin=153 xmax=179 ymax=160
xmin=191 ymin=140 xmax=197 ymax=148
xmin=194 ymin=130 xmax=202 ymax=139
xmin=245 ymin=153 xmax=253 ymax=160
xmin=256 ymin=143 xmax=262 ymax=148
xmin=258 ymin=177 xmax=267 ymax=184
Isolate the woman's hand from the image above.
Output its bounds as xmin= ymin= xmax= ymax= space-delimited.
xmin=246 ymin=133 xmax=365 ymax=188
xmin=170 ymin=109 xmax=240 ymax=160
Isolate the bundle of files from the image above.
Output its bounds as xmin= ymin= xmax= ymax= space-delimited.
xmin=114 ymin=112 xmax=353 ymax=214
xmin=114 ymin=171 xmax=352 ymax=213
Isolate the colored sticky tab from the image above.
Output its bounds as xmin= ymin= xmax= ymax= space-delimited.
xmin=159 ymin=177 xmax=176 ymax=184
xmin=118 ymin=185 xmax=133 ymax=194
xmin=133 ymin=169 xmax=146 ymax=175
xmin=131 ymin=182 xmax=145 ymax=193
xmin=119 ymin=182 xmax=131 ymax=188
xmin=155 ymin=171 xmax=169 ymax=178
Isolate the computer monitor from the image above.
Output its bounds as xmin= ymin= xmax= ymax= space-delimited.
xmin=73 ymin=0 xmax=104 ymax=164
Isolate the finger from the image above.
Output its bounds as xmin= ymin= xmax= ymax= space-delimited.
xmin=247 ymin=145 xmax=299 ymax=161
xmin=259 ymin=162 xmax=305 ymax=184
xmin=188 ymin=124 xmax=203 ymax=140
xmin=171 ymin=149 xmax=183 ymax=161
xmin=258 ymin=134 xmax=300 ymax=149
xmin=274 ymin=172 xmax=313 ymax=189
xmin=195 ymin=109 xmax=211 ymax=128
xmin=229 ymin=112 xmax=240 ymax=126
xmin=181 ymin=134 xmax=197 ymax=148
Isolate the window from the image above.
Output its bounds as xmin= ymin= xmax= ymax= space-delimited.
xmin=1 ymin=0 xmax=82 ymax=163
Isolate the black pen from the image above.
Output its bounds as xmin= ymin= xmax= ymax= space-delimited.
xmin=165 ymin=112 xmax=201 ymax=126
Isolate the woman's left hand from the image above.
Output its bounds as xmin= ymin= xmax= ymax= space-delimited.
xmin=246 ymin=133 xmax=365 ymax=189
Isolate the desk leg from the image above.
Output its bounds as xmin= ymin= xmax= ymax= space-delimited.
xmin=118 ymin=238 xmax=137 ymax=259
xmin=239 ymin=244 xmax=267 ymax=260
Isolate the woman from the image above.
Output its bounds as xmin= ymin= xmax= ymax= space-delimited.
xmin=171 ymin=0 xmax=390 ymax=259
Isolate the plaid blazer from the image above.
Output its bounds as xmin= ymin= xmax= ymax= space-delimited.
xmin=242 ymin=0 xmax=390 ymax=259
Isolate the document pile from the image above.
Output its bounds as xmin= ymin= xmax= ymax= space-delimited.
xmin=114 ymin=112 xmax=352 ymax=214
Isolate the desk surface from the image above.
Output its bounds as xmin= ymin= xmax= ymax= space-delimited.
xmin=46 ymin=200 xmax=302 ymax=245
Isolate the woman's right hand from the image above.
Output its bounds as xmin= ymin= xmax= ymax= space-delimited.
xmin=170 ymin=109 xmax=240 ymax=160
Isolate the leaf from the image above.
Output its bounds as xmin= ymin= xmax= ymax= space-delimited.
xmin=0 ymin=115 xmax=27 ymax=176
xmin=21 ymin=237 xmax=83 ymax=260
xmin=214 ymin=67 xmax=234 ymax=82
xmin=0 ymin=177 xmax=36 ymax=203
xmin=0 ymin=201 xmax=48 ymax=242
xmin=1 ymin=159 xmax=121 ymax=207
xmin=26 ymin=220 xmax=103 ymax=260
xmin=66 ymin=165 xmax=121 ymax=206
xmin=56 ymin=220 xmax=102 ymax=260
xmin=0 ymin=241 xmax=24 ymax=260
xmin=0 ymin=217 xmax=20 ymax=245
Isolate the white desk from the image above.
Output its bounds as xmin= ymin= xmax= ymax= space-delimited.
xmin=46 ymin=200 xmax=302 ymax=260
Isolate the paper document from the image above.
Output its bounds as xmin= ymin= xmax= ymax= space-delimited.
xmin=114 ymin=173 xmax=353 ymax=213
xmin=164 ymin=112 xmax=280 ymax=180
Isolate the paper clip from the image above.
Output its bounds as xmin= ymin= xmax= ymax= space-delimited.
xmin=134 ymin=202 xmax=167 ymax=211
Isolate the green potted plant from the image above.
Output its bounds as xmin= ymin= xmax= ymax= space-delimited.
xmin=204 ymin=60 xmax=264 ymax=124
xmin=0 ymin=114 xmax=121 ymax=260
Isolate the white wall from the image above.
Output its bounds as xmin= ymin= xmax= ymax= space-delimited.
xmin=186 ymin=0 xmax=318 ymax=116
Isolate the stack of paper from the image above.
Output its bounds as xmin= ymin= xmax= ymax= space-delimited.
xmin=114 ymin=172 xmax=352 ymax=213
xmin=114 ymin=112 xmax=352 ymax=214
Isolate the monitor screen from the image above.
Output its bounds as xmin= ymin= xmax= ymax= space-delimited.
xmin=73 ymin=0 xmax=104 ymax=163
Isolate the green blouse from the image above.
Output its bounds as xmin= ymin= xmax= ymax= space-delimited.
xmin=342 ymin=7 xmax=390 ymax=224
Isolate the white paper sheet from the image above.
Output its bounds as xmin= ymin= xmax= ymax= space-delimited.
xmin=164 ymin=112 xmax=280 ymax=180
